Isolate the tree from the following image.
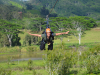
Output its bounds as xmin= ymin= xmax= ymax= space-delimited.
xmin=12 ymin=11 xmax=20 ymax=19
xmin=0 ymin=33 xmax=9 ymax=47
xmin=49 ymin=13 xmax=58 ymax=17
xmin=12 ymin=34 xmax=21 ymax=46
xmin=0 ymin=19 xmax=22 ymax=47
xmin=0 ymin=5 xmax=20 ymax=20
xmin=23 ymin=34 xmax=40 ymax=46
xmin=69 ymin=16 xmax=97 ymax=44
xmin=40 ymin=6 xmax=49 ymax=16
xmin=49 ymin=17 xmax=71 ymax=42
xmin=27 ymin=0 xmax=100 ymax=19
xmin=34 ymin=17 xmax=45 ymax=31
xmin=26 ymin=3 xmax=33 ymax=10
xmin=28 ymin=17 xmax=45 ymax=32
xmin=23 ymin=34 xmax=31 ymax=46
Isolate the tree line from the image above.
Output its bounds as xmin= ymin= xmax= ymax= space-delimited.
xmin=0 ymin=19 xmax=21 ymax=47
xmin=0 ymin=16 xmax=97 ymax=47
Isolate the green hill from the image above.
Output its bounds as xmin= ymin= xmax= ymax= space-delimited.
xmin=20 ymin=0 xmax=100 ymax=20
xmin=1 ymin=0 xmax=100 ymax=20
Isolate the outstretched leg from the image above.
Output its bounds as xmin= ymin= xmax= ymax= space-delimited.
xmin=40 ymin=41 xmax=45 ymax=50
xmin=48 ymin=42 xmax=53 ymax=50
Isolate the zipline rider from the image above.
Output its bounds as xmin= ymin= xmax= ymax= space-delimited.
xmin=28 ymin=28 xmax=69 ymax=50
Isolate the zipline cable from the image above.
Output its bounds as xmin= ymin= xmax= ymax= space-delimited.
xmin=46 ymin=0 xmax=59 ymax=28
xmin=48 ymin=0 xmax=59 ymax=17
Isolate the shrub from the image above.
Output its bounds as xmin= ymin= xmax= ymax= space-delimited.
xmin=80 ymin=44 xmax=100 ymax=74
xmin=0 ymin=68 xmax=12 ymax=75
xmin=43 ymin=49 xmax=78 ymax=75
xmin=27 ymin=59 xmax=33 ymax=70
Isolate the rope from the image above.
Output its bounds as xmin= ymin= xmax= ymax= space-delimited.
xmin=45 ymin=0 xmax=59 ymax=28
xmin=48 ymin=0 xmax=59 ymax=17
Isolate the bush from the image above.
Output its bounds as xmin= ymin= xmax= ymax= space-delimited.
xmin=43 ymin=49 xmax=78 ymax=75
xmin=0 ymin=68 xmax=12 ymax=75
xmin=44 ymin=44 xmax=100 ymax=75
xmin=80 ymin=44 xmax=100 ymax=74
xmin=27 ymin=59 xmax=33 ymax=70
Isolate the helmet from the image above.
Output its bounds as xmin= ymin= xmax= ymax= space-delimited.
xmin=46 ymin=28 xmax=51 ymax=33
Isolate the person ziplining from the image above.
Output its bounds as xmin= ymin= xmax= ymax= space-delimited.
xmin=28 ymin=0 xmax=69 ymax=50
xmin=28 ymin=27 xmax=69 ymax=50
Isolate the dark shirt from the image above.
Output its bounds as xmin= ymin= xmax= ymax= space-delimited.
xmin=41 ymin=33 xmax=56 ymax=42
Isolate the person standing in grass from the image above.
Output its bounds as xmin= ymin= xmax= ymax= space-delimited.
xmin=28 ymin=28 xmax=69 ymax=50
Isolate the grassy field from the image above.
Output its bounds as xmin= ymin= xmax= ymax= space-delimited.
xmin=54 ymin=27 xmax=100 ymax=44
xmin=0 ymin=60 xmax=100 ymax=75
xmin=0 ymin=60 xmax=48 ymax=75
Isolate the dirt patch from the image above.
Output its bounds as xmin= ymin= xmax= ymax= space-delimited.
xmin=94 ymin=28 xmax=100 ymax=31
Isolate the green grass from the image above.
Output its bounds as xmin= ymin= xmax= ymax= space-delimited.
xmin=54 ymin=27 xmax=100 ymax=44
xmin=0 ymin=60 xmax=48 ymax=75
xmin=11 ymin=70 xmax=33 ymax=75
xmin=11 ymin=69 xmax=48 ymax=75
xmin=0 ymin=60 xmax=44 ymax=68
xmin=0 ymin=60 xmax=100 ymax=75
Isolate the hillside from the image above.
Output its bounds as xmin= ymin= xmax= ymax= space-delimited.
xmin=20 ymin=0 xmax=100 ymax=20
xmin=1 ymin=0 xmax=100 ymax=20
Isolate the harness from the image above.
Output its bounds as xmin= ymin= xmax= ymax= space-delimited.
xmin=42 ymin=31 xmax=54 ymax=45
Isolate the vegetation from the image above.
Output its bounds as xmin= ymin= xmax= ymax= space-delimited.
xmin=0 ymin=0 xmax=100 ymax=75
xmin=9 ymin=1 xmax=24 ymax=9
xmin=0 ymin=19 xmax=22 ymax=47
xmin=43 ymin=43 xmax=100 ymax=75
xmin=0 ymin=43 xmax=100 ymax=75
xmin=26 ymin=0 xmax=100 ymax=20
xmin=0 ymin=27 xmax=100 ymax=74
xmin=0 ymin=60 xmax=47 ymax=75
xmin=1 ymin=0 xmax=100 ymax=19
